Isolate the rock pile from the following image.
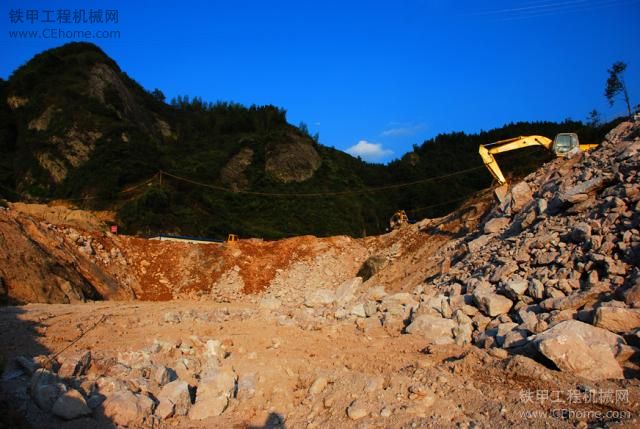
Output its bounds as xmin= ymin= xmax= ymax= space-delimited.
xmin=15 ymin=331 xmax=239 ymax=425
xmin=397 ymin=120 xmax=640 ymax=380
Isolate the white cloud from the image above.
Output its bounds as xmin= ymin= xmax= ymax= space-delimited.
xmin=346 ymin=140 xmax=394 ymax=162
xmin=381 ymin=122 xmax=425 ymax=137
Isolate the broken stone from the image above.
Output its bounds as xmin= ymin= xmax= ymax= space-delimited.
xmin=335 ymin=277 xmax=363 ymax=305
xmin=468 ymin=234 xmax=494 ymax=253
xmin=509 ymin=182 xmax=533 ymax=214
xmin=347 ymin=400 xmax=369 ymax=420
xmin=309 ymin=376 xmax=328 ymax=395
xmin=484 ymin=217 xmax=510 ymax=234
xmin=571 ymin=222 xmax=592 ymax=244
xmin=304 ymin=289 xmax=336 ymax=308
xmin=534 ymin=320 xmax=625 ymax=380
xmin=505 ymin=279 xmax=528 ymax=298
xmin=30 ymin=369 xmax=65 ymax=411
xmin=101 ymin=391 xmax=154 ymax=427
xmin=405 ymin=314 xmax=456 ymax=344
xmin=51 ymin=388 xmax=92 ymax=420
xmin=472 ymin=290 xmax=513 ymax=317
xmin=189 ymin=367 xmax=237 ymax=420
xmin=156 ymin=379 xmax=191 ymax=419
xmin=58 ymin=351 xmax=91 ymax=378
xmin=593 ymin=306 xmax=640 ymax=333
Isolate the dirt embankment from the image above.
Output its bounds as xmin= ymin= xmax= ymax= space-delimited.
xmin=0 ymin=189 xmax=490 ymax=305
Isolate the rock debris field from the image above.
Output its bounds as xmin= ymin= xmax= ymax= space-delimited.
xmin=1 ymin=120 xmax=639 ymax=428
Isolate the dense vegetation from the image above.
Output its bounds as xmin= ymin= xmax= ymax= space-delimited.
xmin=0 ymin=43 xmax=622 ymax=239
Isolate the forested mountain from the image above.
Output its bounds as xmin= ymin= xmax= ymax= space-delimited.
xmin=0 ymin=43 xmax=620 ymax=238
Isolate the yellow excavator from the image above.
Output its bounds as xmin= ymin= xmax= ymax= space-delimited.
xmin=479 ymin=133 xmax=598 ymax=202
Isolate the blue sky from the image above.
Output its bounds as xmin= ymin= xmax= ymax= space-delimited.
xmin=1 ymin=0 xmax=639 ymax=163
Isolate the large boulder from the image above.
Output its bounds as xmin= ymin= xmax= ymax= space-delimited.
xmin=101 ymin=391 xmax=155 ymax=427
xmin=189 ymin=368 xmax=237 ymax=420
xmin=156 ymin=379 xmax=191 ymax=419
xmin=593 ymin=306 xmax=640 ymax=333
xmin=533 ymin=320 xmax=625 ymax=380
xmin=405 ymin=315 xmax=456 ymax=344
xmin=509 ymin=182 xmax=533 ymax=214
xmin=472 ymin=290 xmax=513 ymax=317
xmin=30 ymin=369 xmax=65 ymax=411
xmin=51 ymin=389 xmax=92 ymax=420
xmin=58 ymin=351 xmax=91 ymax=378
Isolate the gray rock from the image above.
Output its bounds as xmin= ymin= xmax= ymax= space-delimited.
xmin=472 ymin=290 xmax=513 ymax=317
xmin=117 ymin=351 xmax=151 ymax=369
xmin=502 ymin=329 xmax=529 ymax=348
xmin=405 ymin=315 xmax=456 ymax=344
xmin=593 ymin=306 xmax=640 ymax=333
xmin=363 ymin=301 xmax=378 ymax=317
xmin=366 ymin=286 xmax=387 ymax=301
xmin=347 ymin=400 xmax=369 ymax=420
xmin=571 ymin=222 xmax=592 ymax=244
xmin=51 ymin=388 xmax=92 ymax=420
xmin=154 ymin=365 xmax=175 ymax=386
xmin=484 ymin=217 xmax=510 ymax=234
xmin=304 ymin=289 xmax=336 ymax=307
xmin=534 ymin=320 xmax=625 ymax=380
xmin=16 ymin=356 xmax=39 ymax=375
xmin=335 ymin=277 xmax=363 ymax=305
xmin=309 ymin=376 xmax=328 ymax=395
xmin=468 ymin=234 xmax=494 ymax=253
xmin=509 ymin=182 xmax=533 ymax=214
xmin=349 ymin=304 xmax=367 ymax=318
xmin=58 ymin=351 xmax=91 ymax=378
xmin=505 ymin=279 xmax=528 ymax=297
xmin=30 ymin=369 xmax=65 ymax=411
xmin=189 ymin=367 xmax=237 ymax=420
xmin=156 ymin=379 xmax=191 ymax=419
xmin=495 ymin=322 xmax=518 ymax=346
xmin=101 ymin=391 xmax=154 ymax=427
xmin=528 ymin=279 xmax=545 ymax=300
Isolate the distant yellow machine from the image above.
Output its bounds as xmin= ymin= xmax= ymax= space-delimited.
xmin=479 ymin=133 xmax=598 ymax=202
xmin=389 ymin=210 xmax=409 ymax=230
xmin=226 ymin=234 xmax=238 ymax=243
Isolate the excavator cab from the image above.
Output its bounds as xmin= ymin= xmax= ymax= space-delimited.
xmin=551 ymin=133 xmax=579 ymax=156
xmin=226 ymin=234 xmax=238 ymax=244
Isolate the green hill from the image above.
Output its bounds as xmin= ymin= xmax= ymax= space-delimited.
xmin=0 ymin=43 xmax=620 ymax=239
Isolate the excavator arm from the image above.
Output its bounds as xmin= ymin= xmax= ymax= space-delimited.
xmin=479 ymin=135 xmax=553 ymax=201
xmin=479 ymin=135 xmax=553 ymax=185
xmin=479 ymin=132 xmax=596 ymax=203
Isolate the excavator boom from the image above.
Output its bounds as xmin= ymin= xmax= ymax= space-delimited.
xmin=479 ymin=132 xmax=597 ymax=202
xmin=478 ymin=135 xmax=553 ymax=186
